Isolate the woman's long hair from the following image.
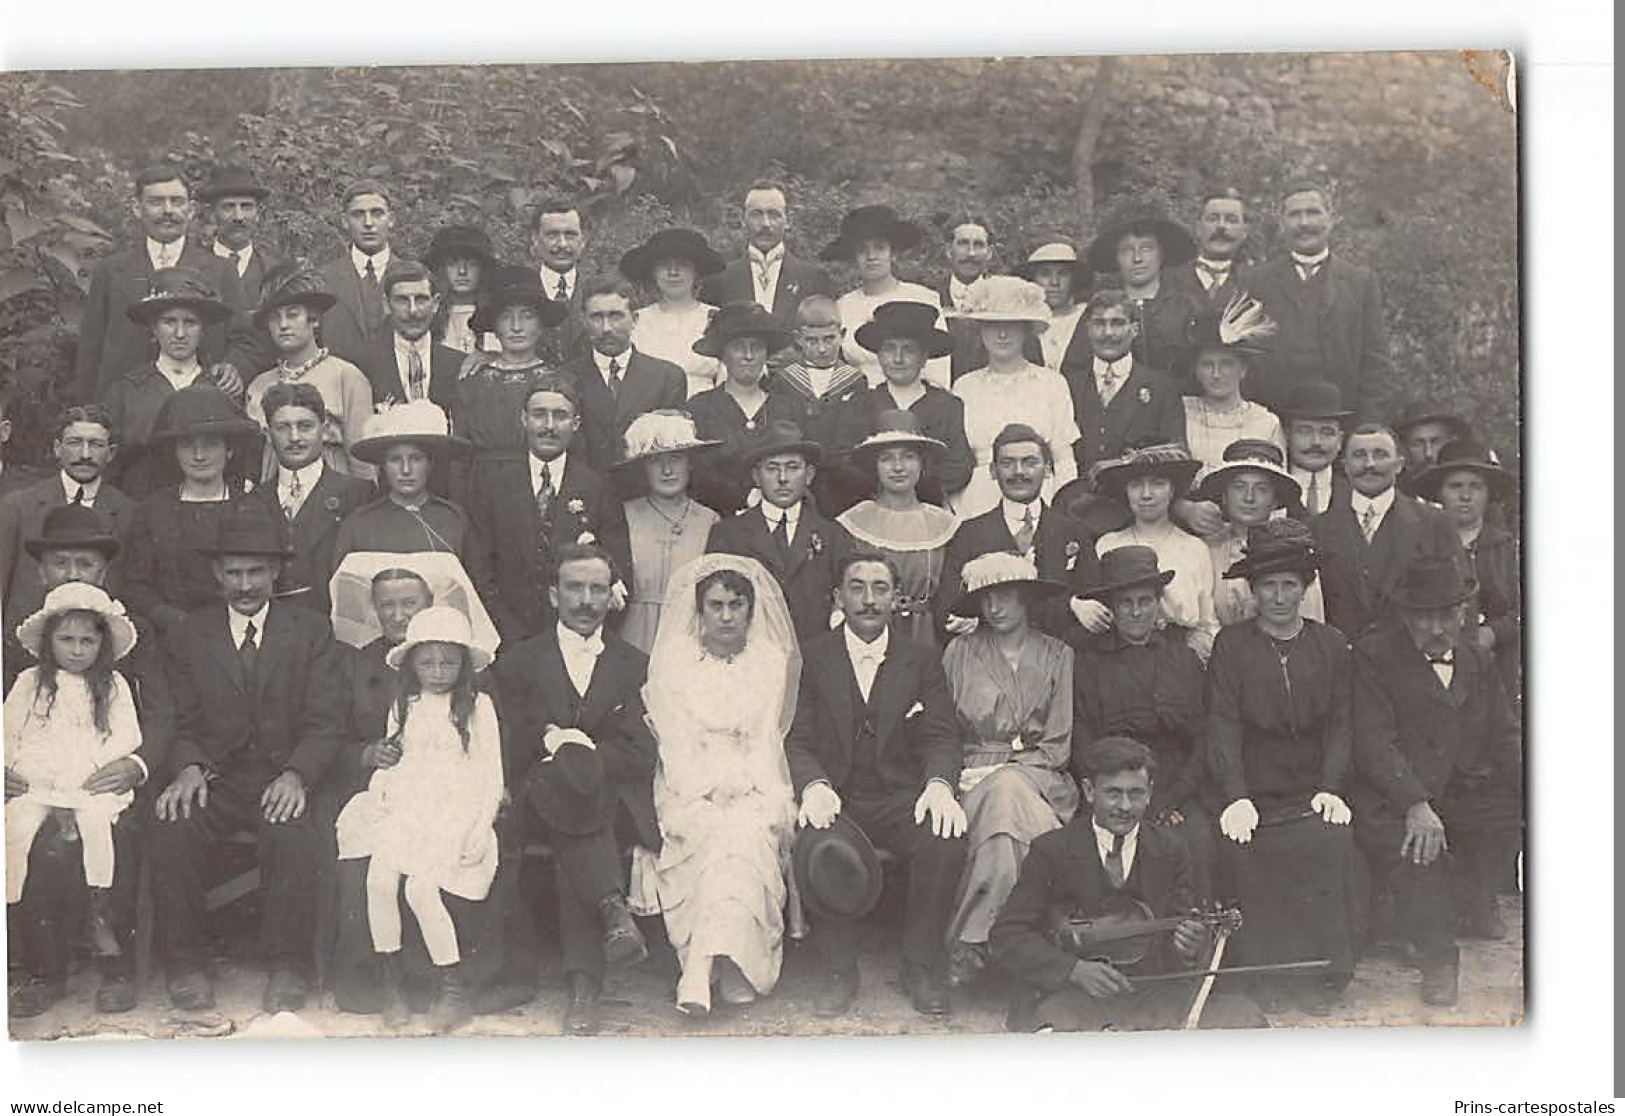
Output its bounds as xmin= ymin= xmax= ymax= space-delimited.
xmin=32 ymin=609 xmax=118 ymax=736
xmin=391 ymin=642 xmax=477 ymax=752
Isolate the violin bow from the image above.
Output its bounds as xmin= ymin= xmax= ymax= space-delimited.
xmin=1182 ymin=916 xmax=1233 ymax=1030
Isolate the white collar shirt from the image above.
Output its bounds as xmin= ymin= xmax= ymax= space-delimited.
xmin=748 ymin=244 xmax=785 ymax=311
xmin=530 ymin=451 xmax=568 ymax=499
xmin=1427 ymin=650 xmax=1455 ymax=689
xmin=1093 ymin=820 xmax=1140 ymax=880
xmin=761 ymin=500 xmax=802 ymax=538
xmin=1350 ymin=486 xmax=1397 ymax=537
xmin=557 ymin=621 xmax=605 ymax=697
xmin=60 ymin=473 xmax=103 ymax=507
xmin=1001 ymin=497 xmax=1044 ymax=553
xmin=146 ymin=237 xmax=184 ymax=270
xmin=540 ymin=265 xmax=576 ymax=302
xmin=443 ymin=304 xmax=478 ymax=354
xmin=947 ymin=274 xmax=976 ymax=312
xmin=392 ymin=331 xmax=434 ymax=400
xmin=1291 ymin=465 xmax=1335 ymax=515
xmin=843 ymin=623 xmax=890 ymax=702
xmin=1292 ymin=248 xmax=1331 ymax=281
xmin=228 ymin=601 xmax=271 ymax=649
xmin=154 ymin=353 xmax=204 ymax=392
xmin=213 ymin=240 xmax=254 ymax=277
xmin=1193 ymin=255 xmax=1234 ymax=292
xmin=1093 ymin=355 xmax=1133 ymax=403
xmin=592 ymin=345 xmax=633 ymax=388
xmin=277 ymin=459 xmax=325 ymax=518
xmin=352 ymin=245 xmax=391 ymax=280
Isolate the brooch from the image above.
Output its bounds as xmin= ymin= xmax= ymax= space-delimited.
xmin=808 ymin=532 xmax=824 ymax=555
xmin=1138 ymin=386 xmax=1153 ymax=404
xmin=577 ymin=531 xmax=597 ymax=545
xmin=566 ymin=498 xmax=586 ymax=517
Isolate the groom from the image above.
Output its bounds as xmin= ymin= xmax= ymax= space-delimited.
xmin=490 ymin=543 xmax=658 ymax=1036
xmin=785 ymin=551 xmax=969 ymax=1018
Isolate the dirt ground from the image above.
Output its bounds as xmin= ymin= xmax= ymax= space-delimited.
xmin=9 ymin=893 xmax=1522 ymax=1042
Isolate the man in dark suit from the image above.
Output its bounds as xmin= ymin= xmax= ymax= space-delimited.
xmin=316 ymin=179 xmax=395 ymax=371
xmin=561 ymin=276 xmax=686 ymax=472
xmin=249 ymin=382 xmax=374 ymax=613
xmin=705 ymin=420 xmax=852 ymax=643
xmin=1065 ymin=290 xmax=1188 ymax=477
xmin=5 ymin=504 xmax=173 ymax=1018
xmin=73 ymin=165 xmax=247 ymax=401
xmin=198 ymin=163 xmax=284 ymax=377
xmin=991 ymin=736 xmax=1265 ymax=1031
xmin=1246 ymin=182 xmax=1395 ymax=416
xmin=532 ymin=197 xmax=591 ymax=362
xmin=786 ymin=552 xmax=968 ymax=1017
xmin=1280 ymin=379 xmax=1353 ymax=517
xmin=699 ymin=180 xmax=833 ymax=328
xmin=1160 ymin=186 xmax=1254 ymax=311
xmin=938 ymin=423 xmax=1106 ymax=641
xmin=466 ymin=373 xmax=630 ymax=644
xmin=149 ymin=504 xmax=346 ymax=1013
xmin=492 ymin=544 xmax=658 ymax=1035
xmin=1352 ymin=556 xmax=1522 ymax=1006
xmin=932 ymin=215 xmax=1008 ymax=380
xmin=1311 ymin=423 xmax=1463 ymax=640
xmin=0 ymin=405 xmax=136 ymax=635
xmin=364 ymin=259 xmax=462 ymax=410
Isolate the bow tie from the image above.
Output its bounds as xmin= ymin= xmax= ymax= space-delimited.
xmin=1426 ymin=652 xmax=1454 ymax=665
xmin=564 ymin=632 xmax=605 ymax=656
xmin=1195 ymin=257 xmax=1232 ymax=275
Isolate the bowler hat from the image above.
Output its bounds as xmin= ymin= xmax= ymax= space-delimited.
xmin=618 ymin=228 xmax=726 ymax=286
xmin=1222 ymin=517 xmax=1319 ymax=581
xmin=819 ymin=205 xmax=924 ymax=262
xmin=793 ymin=814 xmax=885 ymax=921
xmin=1393 ymin=400 xmax=1470 ymax=439
xmin=1277 ymin=379 xmax=1354 ymax=421
xmin=423 ymin=224 xmax=496 ymax=271
xmin=853 ymin=300 xmax=955 ymax=359
xmin=1085 ymin=198 xmax=1198 ymax=275
xmin=740 ymin=419 xmax=822 ymax=469
xmin=196 ymin=164 xmax=269 ymax=203
xmin=469 ymin=265 xmax=570 ymax=335
xmin=949 ymin=551 xmax=1070 ymax=619
xmin=1392 ymin=554 xmax=1477 ymax=611
xmin=195 ymin=502 xmax=294 ymax=560
xmin=1083 ymin=545 xmax=1176 ymax=603
xmin=145 ymin=384 xmax=262 ymax=445
xmin=23 ymin=504 xmax=121 ymax=561
xmin=1195 ymin=438 xmax=1302 ymax=507
xmin=126 ymin=267 xmax=233 ymax=326
xmin=1413 ymin=437 xmax=1515 ymax=504
xmin=692 ymin=301 xmax=793 ymax=359
xmin=349 ymin=400 xmax=472 ymax=465
xmin=252 ymin=263 xmax=337 ymax=329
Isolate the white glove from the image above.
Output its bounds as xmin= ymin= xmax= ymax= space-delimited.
xmin=914 ymin=779 xmax=967 ymax=839
xmin=1219 ymin=798 xmax=1260 ymax=844
xmin=1068 ymin=597 xmax=1113 ymax=634
xmin=1311 ymin=791 xmax=1352 ymax=826
xmin=797 ymin=781 xmax=842 ymax=829
xmin=945 ymin=615 xmax=979 ymax=637
xmin=608 ymin=581 xmax=628 ymax=612
xmin=542 ymin=725 xmax=595 ymax=755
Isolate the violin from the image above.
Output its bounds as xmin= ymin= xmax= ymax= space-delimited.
xmin=1045 ymin=895 xmax=1243 ymax=970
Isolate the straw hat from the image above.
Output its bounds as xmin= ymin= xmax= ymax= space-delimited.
xmin=947 ymin=275 xmax=1051 ymax=333
xmin=1089 ymin=442 xmax=1201 ymax=498
xmin=1013 ymin=241 xmax=1091 ymax=291
xmin=1412 ymin=437 xmax=1515 ymax=503
xmin=1195 ymin=439 xmax=1303 ymax=507
xmin=818 ymin=205 xmax=924 ymax=262
xmin=852 ymin=300 xmax=955 ymax=358
xmin=1082 ymin=545 xmax=1176 ymax=603
xmin=618 ymin=228 xmax=726 ymax=286
xmin=385 ymin=605 xmax=494 ymax=672
xmin=948 ymin=551 xmax=1070 ymax=618
xmin=125 ymin=267 xmax=233 ymax=326
xmin=613 ymin=410 xmax=721 ymax=470
xmin=349 ymin=400 xmax=471 ymax=465
xmin=16 ymin=582 xmax=138 ymax=662
xmin=252 ymin=263 xmax=338 ymax=329
xmin=1222 ymin=517 xmax=1320 ymax=581
xmin=846 ymin=409 xmax=946 ymax=470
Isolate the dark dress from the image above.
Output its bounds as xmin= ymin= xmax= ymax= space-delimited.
xmin=1466 ymin=523 xmax=1521 ymax=703
xmin=119 ymin=488 xmax=252 ymax=638
xmin=683 ymin=387 xmax=805 ymax=516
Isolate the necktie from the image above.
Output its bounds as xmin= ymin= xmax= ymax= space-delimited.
xmin=1307 ymin=472 xmax=1322 ymax=514
xmin=772 ymin=512 xmax=792 ymax=562
xmin=1098 ymin=367 xmax=1120 ymax=407
xmin=239 ymin=620 xmax=259 ymax=685
xmin=69 ymin=486 xmax=84 ymax=506
xmin=364 ymin=257 xmax=378 ymax=288
xmin=1014 ymin=507 xmax=1036 ymax=554
xmin=535 ymin=463 xmax=556 ymax=588
xmin=554 ymin=275 xmax=569 ymax=301
xmin=1359 ymin=503 xmax=1379 ymax=542
xmin=407 ymin=347 xmax=426 ymax=400
xmin=1104 ymin=833 xmax=1126 ymax=889
xmin=231 ymin=248 xmax=245 ymax=277
xmin=536 ymin=464 xmax=555 ymax=525
xmin=606 ymin=358 xmax=622 ymax=399
xmin=283 ymin=471 xmax=303 ymax=519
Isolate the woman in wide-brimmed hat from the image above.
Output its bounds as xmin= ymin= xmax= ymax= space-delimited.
xmin=834 ymin=410 xmax=957 ymax=647
xmin=245 ymin=262 xmax=376 ymax=482
xmin=1196 ymin=439 xmax=1326 ymax=629
xmin=685 ymin=302 xmax=806 ymax=515
xmin=1413 ymin=436 xmax=1520 ymax=694
xmin=947 ymin=276 xmax=1080 ymax=520
xmin=1092 ymin=441 xmax=1217 ymax=660
xmin=1206 ymin=514 xmax=1360 ymax=1013
xmin=1181 ymin=293 xmax=1286 ymax=471
xmin=1085 ymin=196 xmax=1203 ymax=372
xmin=424 ymin=224 xmax=497 ymax=354
xmin=823 ymin=205 xmax=951 ymax=389
xmin=621 ymin=228 xmax=729 ymax=398
xmin=940 ymin=551 xmax=1077 ymax=987
xmin=1014 ymin=241 xmax=1091 ymax=372
xmin=613 ymin=410 xmax=723 ymax=653
xmin=103 ymin=267 xmax=240 ymax=500
xmin=119 ymin=384 xmax=264 ymax=636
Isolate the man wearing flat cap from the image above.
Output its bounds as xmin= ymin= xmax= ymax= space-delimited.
xmin=317 ymin=179 xmax=398 ymax=370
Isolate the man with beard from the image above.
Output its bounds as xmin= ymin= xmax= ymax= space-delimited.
xmin=365 ymin=259 xmax=463 ymax=410
xmin=700 ymin=180 xmax=833 ymax=329
xmin=73 ymin=166 xmax=247 ymax=401
xmin=1247 ymin=183 xmax=1396 ymax=415
xmin=1310 ymin=423 xmax=1462 ymax=639
xmin=1162 ymin=187 xmax=1253 ymax=310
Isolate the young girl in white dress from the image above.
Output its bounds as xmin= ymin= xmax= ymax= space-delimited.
xmin=336 ymin=606 xmax=502 ymax=1033
xmin=5 ymin=583 xmax=141 ymax=959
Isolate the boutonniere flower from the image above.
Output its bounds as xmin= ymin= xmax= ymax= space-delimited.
xmin=1064 ymin=539 xmax=1081 ymax=572
xmin=808 ymin=532 xmax=824 ymax=555
xmin=1011 ymin=733 xmax=1027 ymax=753
xmin=1138 ymin=386 xmax=1153 ymax=405
xmin=324 ymin=496 xmax=342 ymax=513
xmin=566 ymin=498 xmax=586 ymax=518
xmin=906 ymin=701 xmax=925 ymax=720
xmin=577 ymin=531 xmax=597 ymax=545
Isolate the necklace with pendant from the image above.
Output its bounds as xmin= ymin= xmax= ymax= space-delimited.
xmin=647 ymin=495 xmax=691 ymax=537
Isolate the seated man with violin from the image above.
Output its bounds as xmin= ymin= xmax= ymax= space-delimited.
xmin=990 ymin=736 xmax=1265 ymax=1031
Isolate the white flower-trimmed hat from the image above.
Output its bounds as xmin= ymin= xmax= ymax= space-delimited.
xmin=350 ymin=400 xmax=472 ymax=465
xmin=947 ymin=275 xmax=1051 ymax=333
xmin=17 ymin=582 xmax=138 ymax=662
xmin=613 ymin=409 xmax=721 ymax=470
xmin=385 ymin=605 xmax=493 ymax=672
xmin=949 ymin=551 xmax=1070 ymax=618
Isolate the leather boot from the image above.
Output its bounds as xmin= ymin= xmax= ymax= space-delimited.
xmin=85 ymin=886 xmax=121 ymax=959
xmin=599 ymin=893 xmax=649 ymax=966
xmin=429 ymin=962 xmax=473 ymax=1033
xmin=564 ymin=972 xmax=603 ymax=1036
xmin=1420 ymin=948 xmax=1460 ymax=1007
xmin=378 ymin=952 xmax=410 ymax=1030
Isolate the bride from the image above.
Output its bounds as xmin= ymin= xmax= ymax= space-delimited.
xmin=636 ymin=553 xmax=801 ymax=1016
